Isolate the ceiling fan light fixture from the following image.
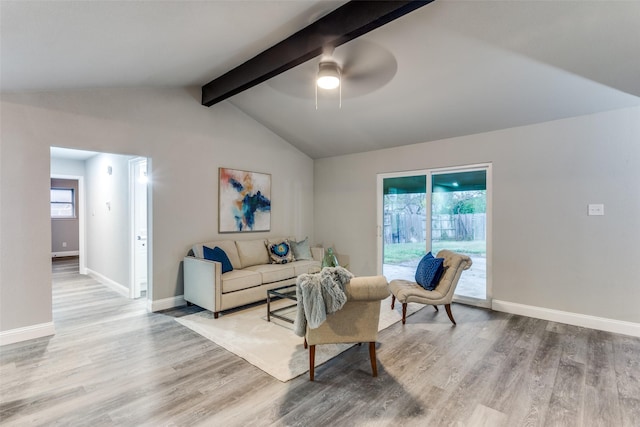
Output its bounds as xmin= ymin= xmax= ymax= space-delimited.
xmin=317 ymin=61 xmax=341 ymax=89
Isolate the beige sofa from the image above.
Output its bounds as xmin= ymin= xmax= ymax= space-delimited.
xmin=184 ymin=238 xmax=341 ymax=318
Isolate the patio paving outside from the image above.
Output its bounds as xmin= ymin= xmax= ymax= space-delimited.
xmin=383 ymin=254 xmax=486 ymax=300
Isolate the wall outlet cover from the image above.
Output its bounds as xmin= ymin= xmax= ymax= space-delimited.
xmin=588 ymin=204 xmax=605 ymax=216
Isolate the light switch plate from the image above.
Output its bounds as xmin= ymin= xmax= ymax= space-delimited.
xmin=588 ymin=204 xmax=604 ymax=216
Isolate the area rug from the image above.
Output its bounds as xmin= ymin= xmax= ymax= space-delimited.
xmin=176 ymin=296 xmax=423 ymax=382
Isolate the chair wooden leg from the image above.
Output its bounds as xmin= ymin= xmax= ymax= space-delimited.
xmin=309 ymin=345 xmax=316 ymax=381
xmin=369 ymin=342 xmax=378 ymax=377
xmin=304 ymin=337 xmax=308 ymax=349
xmin=402 ymin=303 xmax=407 ymax=324
xmin=433 ymin=305 xmax=439 ymax=312
xmin=391 ymin=294 xmax=395 ymax=309
xmin=444 ymin=304 xmax=456 ymax=325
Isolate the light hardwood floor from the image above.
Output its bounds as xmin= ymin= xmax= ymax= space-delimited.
xmin=1 ymin=257 xmax=639 ymax=426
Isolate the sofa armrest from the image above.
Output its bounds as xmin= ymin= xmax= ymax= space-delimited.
xmin=311 ymin=247 xmax=324 ymax=262
xmin=344 ymin=276 xmax=390 ymax=302
xmin=336 ymin=253 xmax=350 ymax=268
xmin=183 ymin=256 xmax=222 ymax=313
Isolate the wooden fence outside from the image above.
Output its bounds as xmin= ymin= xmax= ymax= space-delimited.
xmin=384 ymin=213 xmax=486 ymax=244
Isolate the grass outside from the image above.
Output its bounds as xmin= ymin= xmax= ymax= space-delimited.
xmin=384 ymin=240 xmax=486 ymax=264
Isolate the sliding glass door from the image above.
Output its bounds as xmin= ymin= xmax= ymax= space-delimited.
xmin=431 ymin=170 xmax=487 ymax=301
xmin=378 ymin=165 xmax=490 ymax=306
xmin=379 ymin=174 xmax=428 ymax=284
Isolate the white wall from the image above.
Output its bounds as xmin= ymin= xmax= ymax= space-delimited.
xmin=0 ymin=87 xmax=315 ymax=334
xmin=51 ymin=157 xmax=86 ymax=176
xmin=314 ymin=107 xmax=640 ymax=324
xmin=1 ymin=116 xmax=53 ymax=333
xmin=85 ymin=153 xmax=133 ymax=289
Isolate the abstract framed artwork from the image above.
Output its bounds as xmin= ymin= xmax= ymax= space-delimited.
xmin=219 ymin=168 xmax=271 ymax=233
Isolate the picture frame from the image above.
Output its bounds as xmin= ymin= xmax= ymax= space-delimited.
xmin=218 ymin=167 xmax=271 ymax=233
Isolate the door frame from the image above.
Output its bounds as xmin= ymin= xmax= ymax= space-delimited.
xmin=51 ymin=174 xmax=87 ymax=275
xmin=376 ymin=163 xmax=492 ymax=308
xmin=129 ymin=157 xmax=150 ymax=300
xmin=376 ymin=168 xmax=431 ymax=276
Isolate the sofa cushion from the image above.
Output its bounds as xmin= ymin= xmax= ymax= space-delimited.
xmin=193 ymin=240 xmax=241 ymax=270
xmin=292 ymin=260 xmax=321 ymax=276
xmin=221 ymin=270 xmax=262 ymax=293
xmin=203 ymin=246 xmax=233 ymax=274
xmin=415 ymin=254 xmax=445 ymax=291
xmin=267 ymin=239 xmax=295 ymax=264
xmin=290 ymin=237 xmax=313 ymax=261
xmin=389 ymin=279 xmax=445 ymax=303
xmin=236 ymin=239 xmax=270 ymax=268
xmin=244 ymin=264 xmax=295 ymax=284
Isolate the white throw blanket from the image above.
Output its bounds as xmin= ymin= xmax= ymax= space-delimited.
xmin=293 ymin=266 xmax=353 ymax=337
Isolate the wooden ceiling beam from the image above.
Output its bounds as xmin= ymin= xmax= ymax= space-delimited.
xmin=201 ymin=0 xmax=432 ymax=107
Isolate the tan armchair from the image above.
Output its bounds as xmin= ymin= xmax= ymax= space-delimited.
xmin=304 ymin=275 xmax=390 ymax=381
xmin=388 ymin=250 xmax=472 ymax=325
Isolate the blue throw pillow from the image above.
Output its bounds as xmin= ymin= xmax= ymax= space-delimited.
xmin=415 ymin=253 xmax=444 ymax=291
xmin=414 ymin=252 xmax=433 ymax=283
xmin=203 ymin=246 xmax=233 ymax=274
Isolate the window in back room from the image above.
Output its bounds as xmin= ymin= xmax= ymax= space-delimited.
xmin=51 ymin=187 xmax=75 ymax=218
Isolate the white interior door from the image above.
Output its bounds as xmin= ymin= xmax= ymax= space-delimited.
xmin=131 ymin=158 xmax=148 ymax=299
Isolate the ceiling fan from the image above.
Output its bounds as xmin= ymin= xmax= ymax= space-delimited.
xmin=267 ymin=39 xmax=398 ymax=103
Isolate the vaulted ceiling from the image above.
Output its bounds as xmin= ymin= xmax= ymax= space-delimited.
xmin=2 ymin=1 xmax=639 ymax=159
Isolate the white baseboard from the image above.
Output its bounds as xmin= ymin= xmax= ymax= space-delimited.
xmin=0 ymin=322 xmax=55 ymax=346
xmin=492 ymin=300 xmax=640 ymax=338
xmin=150 ymin=295 xmax=186 ymax=312
xmin=86 ymin=268 xmax=129 ymax=298
xmin=51 ymin=251 xmax=80 ymax=258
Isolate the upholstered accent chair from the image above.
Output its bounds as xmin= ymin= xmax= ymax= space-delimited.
xmin=388 ymin=250 xmax=472 ymax=325
xmin=304 ymin=275 xmax=390 ymax=381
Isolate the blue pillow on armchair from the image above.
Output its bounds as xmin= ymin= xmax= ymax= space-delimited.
xmin=415 ymin=253 xmax=444 ymax=291
xmin=415 ymin=252 xmax=433 ymax=284
xmin=203 ymin=245 xmax=233 ymax=274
